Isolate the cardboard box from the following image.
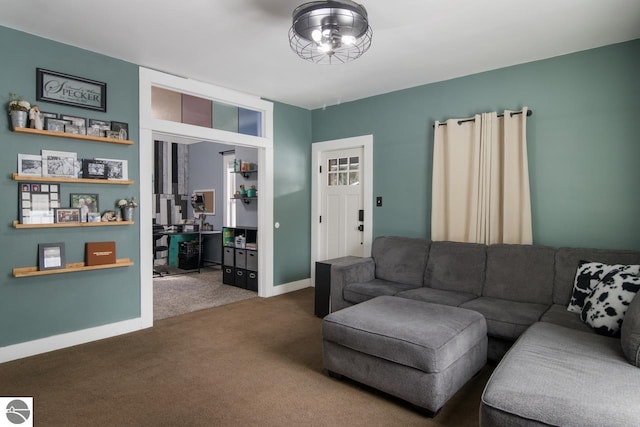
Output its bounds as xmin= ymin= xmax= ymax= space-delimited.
xmin=85 ymin=241 xmax=116 ymax=266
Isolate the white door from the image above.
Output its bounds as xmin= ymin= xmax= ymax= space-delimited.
xmin=319 ymin=147 xmax=365 ymax=260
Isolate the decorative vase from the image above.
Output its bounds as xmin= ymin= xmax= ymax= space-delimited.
xmin=122 ymin=207 xmax=134 ymax=221
xmin=10 ymin=110 xmax=28 ymax=129
xmin=247 ymin=188 xmax=256 ymax=198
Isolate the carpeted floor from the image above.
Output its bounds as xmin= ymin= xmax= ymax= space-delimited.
xmin=0 ymin=288 xmax=491 ymax=426
xmin=154 ymin=267 xmax=257 ymax=320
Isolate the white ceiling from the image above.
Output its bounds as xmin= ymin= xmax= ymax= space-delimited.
xmin=2 ymin=0 xmax=639 ymax=110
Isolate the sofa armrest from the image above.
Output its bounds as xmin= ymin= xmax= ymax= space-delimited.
xmin=329 ymin=257 xmax=376 ymax=313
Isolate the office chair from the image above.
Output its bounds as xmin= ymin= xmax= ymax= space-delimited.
xmin=153 ymin=225 xmax=169 ymax=277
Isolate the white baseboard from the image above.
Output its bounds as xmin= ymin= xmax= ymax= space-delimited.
xmin=1 ymin=279 xmax=313 ymax=363
xmin=269 ymin=278 xmax=311 ymax=297
xmin=0 ymin=318 xmax=148 ymax=364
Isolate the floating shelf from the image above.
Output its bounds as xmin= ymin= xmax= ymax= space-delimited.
xmin=13 ymin=127 xmax=134 ymax=145
xmin=233 ymin=169 xmax=257 ymax=178
xmin=232 ymin=196 xmax=257 ymax=204
xmin=12 ymin=220 xmax=133 ymax=229
xmin=12 ymin=173 xmax=134 ymax=185
xmin=13 ymin=258 xmax=134 ymax=278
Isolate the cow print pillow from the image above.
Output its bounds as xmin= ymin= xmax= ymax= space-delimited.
xmin=567 ymin=261 xmax=640 ymax=314
xmin=580 ymin=270 xmax=640 ymax=336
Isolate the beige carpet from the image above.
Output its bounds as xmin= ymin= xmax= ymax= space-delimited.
xmin=154 ymin=268 xmax=257 ymax=320
xmin=0 ymin=288 xmax=490 ymax=426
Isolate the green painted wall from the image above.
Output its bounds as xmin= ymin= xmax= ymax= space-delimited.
xmin=0 ymin=26 xmax=140 ymax=347
xmin=273 ymin=101 xmax=312 ymax=285
xmin=312 ymin=39 xmax=640 ymax=251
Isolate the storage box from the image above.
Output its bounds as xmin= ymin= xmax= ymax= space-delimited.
xmin=85 ymin=241 xmax=116 ymax=266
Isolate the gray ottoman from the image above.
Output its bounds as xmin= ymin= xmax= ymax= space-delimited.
xmin=323 ymin=296 xmax=487 ymax=414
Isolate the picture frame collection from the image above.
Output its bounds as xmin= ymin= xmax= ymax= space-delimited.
xmin=41 ymin=113 xmax=128 ymax=140
xmin=17 ymin=151 xmax=128 ymax=181
xmin=18 ymin=182 xmax=106 ymax=225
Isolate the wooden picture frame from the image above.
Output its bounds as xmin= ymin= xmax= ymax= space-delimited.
xmin=38 ymin=242 xmax=66 ymax=271
xmin=36 ymin=68 xmax=107 ymax=112
xmin=54 ymin=208 xmax=80 ymax=223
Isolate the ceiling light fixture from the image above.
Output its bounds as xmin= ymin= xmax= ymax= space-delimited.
xmin=289 ymin=0 xmax=373 ymax=64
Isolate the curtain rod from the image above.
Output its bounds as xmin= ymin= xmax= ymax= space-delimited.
xmin=218 ymin=149 xmax=235 ymax=155
xmin=434 ymin=109 xmax=533 ymax=127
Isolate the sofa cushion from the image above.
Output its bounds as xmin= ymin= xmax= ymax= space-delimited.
xmin=621 ymin=293 xmax=640 ymax=367
xmin=395 ymin=287 xmax=478 ymax=307
xmin=581 ymin=270 xmax=640 ymax=336
xmin=372 ymin=236 xmax=430 ymax=286
xmin=539 ymin=304 xmax=595 ymax=334
xmin=424 ymin=240 xmax=486 ymax=296
xmin=460 ymin=297 xmax=548 ymax=340
xmin=480 ymin=322 xmax=640 ymax=427
xmin=554 ymin=247 xmax=640 ymax=306
xmin=483 ymin=244 xmax=556 ymax=305
xmin=567 ymin=261 xmax=640 ymax=314
xmin=343 ymin=279 xmax=419 ymax=304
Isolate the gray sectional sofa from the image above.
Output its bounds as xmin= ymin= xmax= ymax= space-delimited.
xmin=323 ymin=236 xmax=640 ymax=425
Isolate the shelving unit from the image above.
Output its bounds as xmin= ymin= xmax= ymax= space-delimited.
xmin=12 ymin=220 xmax=133 ymax=229
xmin=13 ymin=127 xmax=134 ymax=145
xmin=231 ymin=196 xmax=257 ymax=204
xmin=222 ymin=226 xmax=258 ymax=291
xmin=12 ymin=173 xmax=134 ymax=185
xmin=233 ymin=169 xmax=257 ymax=179
xmin=10 ymin=125 xmax=136 ymax=277
xmin=13 ymin=258 xmax=134 ymax=278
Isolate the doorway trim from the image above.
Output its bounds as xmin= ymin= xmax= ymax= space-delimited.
xmin=310 ymin=135 xmax=373 ymax=285
xmin=139 ymin=68 xmax=274 ymax=328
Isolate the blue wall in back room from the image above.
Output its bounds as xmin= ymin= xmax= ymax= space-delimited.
xmin=312 ymin=39 xmax=640 ymax=251
xmin=0 ymin=26 xmax=140 ymax=347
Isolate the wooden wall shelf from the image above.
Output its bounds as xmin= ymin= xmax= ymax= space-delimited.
xmin=13 ymin=127 xmax=134 ymax=145
xmin=12 ymin=173 xmax=134 ymax=185
xmin=12 ymin=220 xmax=133 ymax=229
xmin=13 ymin=258 xmax=134 ymax=278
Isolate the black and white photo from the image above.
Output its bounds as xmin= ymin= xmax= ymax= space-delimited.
xmin=17 ymin=154 xmax=42 ymax=176
xmin=95 ymin=158 xmax=128 ymax=180
xmin=82 ymin=159 xmax=108 ymax=179
xmin=38 ymin=242 xmax=66 ymax=271
xmin=42 ymin=150 xmax=77 ymax=178
xmin=44 ymin=117 xmax=71 ymax=133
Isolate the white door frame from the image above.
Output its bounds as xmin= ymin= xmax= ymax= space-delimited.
xmin=139 ymin=68 xmax=275 ymax=328
xmin=311 ymin=135 xmax=373 ymax=286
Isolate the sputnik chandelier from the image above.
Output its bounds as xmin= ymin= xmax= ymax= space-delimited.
xmin=289 ymin=0 xmax=373 ymax=64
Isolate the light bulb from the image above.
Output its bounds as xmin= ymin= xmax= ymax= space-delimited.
xmin=318 ymin=43 xmax=332 ymax=53
xmin=342 ymin=35 xmax=356 ymax=45
xmin=311 ymin=29 xmax=322 ymax=42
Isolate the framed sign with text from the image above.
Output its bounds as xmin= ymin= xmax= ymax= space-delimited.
xmin=36 ymin=68 xmax=107 ymax=112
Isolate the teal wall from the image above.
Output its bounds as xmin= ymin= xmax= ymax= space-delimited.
xmin=312 ymin=39 xmax=640 ymax=251
xmin=273 ymin=102 xmax=312 ymax=285
xmin=0 ymin=26 xmax=140 ymax=347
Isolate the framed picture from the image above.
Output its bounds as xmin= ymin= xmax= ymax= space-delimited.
xmin=41 ymin=150 xmax=77 ymax=178
xmin=70 ymin=193 xmax=99 ymax=222
xmin=95 ymin=158 xmax=127 ymax=180
xmin=38 ymin=242 xmax=66 ymax=271
xmin=40 ymin=111 xmax=58 ymax=121
xmin=111 ymin=121 xmax=128 ymax=140
xmin=64 ymin=124 xmax=82 ymax=135
xmin=60 ymin=115 xmax=86 ymax=127
xmin=88 ymin=119 xmax=110 ymax=128
xmin=87 ymin=212 xmax=101 ymax=223
xmin=19 ymin=182 xmax=58 ymax=224
xmin=54 ymin=208 xmax=80 ymax=223
xmin=17 ymin=154 xmax=42 ymax=176
xmin=105 ymin=130 xmax=120 ymax=139
xmin=44 ymin=117 xmax=70 ymax=132
xmin=36 ymin=68 xmax=107 ymax=112
xmin=82 ymin=159 xmax=108 ymax=179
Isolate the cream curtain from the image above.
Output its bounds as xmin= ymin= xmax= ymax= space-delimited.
xmin=431 ymin=107 xmax=532 ymax=244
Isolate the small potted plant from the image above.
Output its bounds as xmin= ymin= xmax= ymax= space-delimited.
xmin=7 ymin=93 xmax=30 ymax=129
xmin=116 ymin=197 xmax=138 ymax=221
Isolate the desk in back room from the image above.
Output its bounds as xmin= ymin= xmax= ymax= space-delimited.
xmin=160 ymin=230 xmax=222 ymax=269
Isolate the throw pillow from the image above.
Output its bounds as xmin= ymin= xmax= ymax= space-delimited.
xmin=567 ymin=261 xmax=640 ymax=314
xmin=580 ymin=270 xmax=640 ymax=336
xmin=621 ymin=293 xmax=640 ymax=367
